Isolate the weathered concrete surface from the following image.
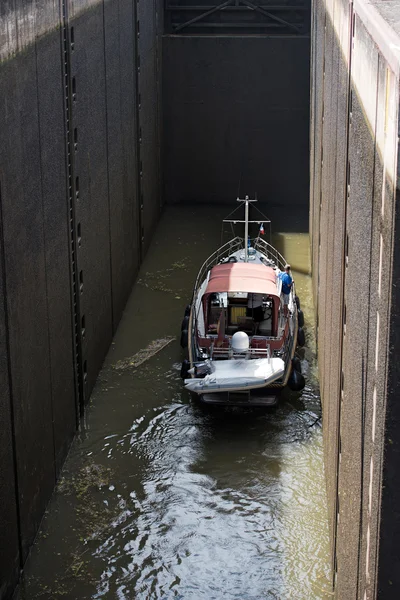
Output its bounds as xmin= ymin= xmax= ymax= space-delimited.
xmin=138 ymin=0 xmax=163 ymax=254
xmin=104 ymin=0 xmax=141 ymax=329
xmin=0 ymin=1 xmax=162 ymax=598
xmin=0 ymin=33 xmax=58 ymax=567
xmin=310 ymin=0 xmax=400 ymax=597
xmin=36 ymin=9 xmax=77 ymax=479
xmin=380 ymin=174 xmax=400 ymax=598
xmin=0 ymin=209 xmax=20 ymax=600
xmin=163 ymin=35 xmax=310 ymax=206
xmin=70 ymin=5 xmax=113 ymax=398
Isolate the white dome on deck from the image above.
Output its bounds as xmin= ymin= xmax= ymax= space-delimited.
xmin=232 ymin=331 xmax=249 ymax=352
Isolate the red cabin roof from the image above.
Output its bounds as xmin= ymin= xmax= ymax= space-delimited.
xmin=204 ymin=262 xmax=279 ymax=297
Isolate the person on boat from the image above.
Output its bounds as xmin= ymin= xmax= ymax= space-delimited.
xmin=247 ymin=293 xmax=264 ymax=323
xmin=279 ymin=264 xmax=293 ymax=316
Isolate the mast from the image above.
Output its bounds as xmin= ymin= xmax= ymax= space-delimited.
xmin=236 ymin=195 xmax=257 ymax=263
xmin=244 ymin=196 xmax=249 ymax=262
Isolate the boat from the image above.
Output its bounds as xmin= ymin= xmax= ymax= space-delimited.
xmin=180 ymin=196 xmax=306 ymax=407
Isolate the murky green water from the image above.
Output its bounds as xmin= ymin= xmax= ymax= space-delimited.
xmin=20 ymin=205 xmax=331 ymax=600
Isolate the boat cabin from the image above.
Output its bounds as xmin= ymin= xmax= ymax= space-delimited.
xmin=199 ymin=262 xmax=281 ymax=345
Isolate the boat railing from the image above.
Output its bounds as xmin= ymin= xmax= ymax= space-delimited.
xmin=211 ymin=345 xmax=271 ymax=362
xmin=191 ymin=237 xmax=245 ymax=358
xmin=253 ymin=237 xmax=287 ymax=271
xmin=253 ymin=237 xmax=299 ymax=305
xmin=192 ymin=236 xmax=244 ymax=298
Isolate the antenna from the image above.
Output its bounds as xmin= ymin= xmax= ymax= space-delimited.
xmin=222 ymin=197 xmax=272 ymax=254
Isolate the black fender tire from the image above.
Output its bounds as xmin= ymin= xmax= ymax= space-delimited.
xmin=228 ymin=256 xmax=238 ymax=263
xmin=295 ymin=295 xmax=301 ymax=310
xmin=180 ymin=329 xmax=188 ymax=349
xmin=288 ymin=369 xmax=306 ymax=392
xmin=297 ymin=308 xmax=304 ymax=328
xmin=292 ymin=356 xmax=302 ymax=374
xmin=184 ymin=304 xmax=191 ymax=317
xmin=181 ymin=315 xmax=189 ymax=331
xmin=180 ymin=359 xmax=190 ymax=379
xmin=297 ymin=327 xmax=305 ymax=348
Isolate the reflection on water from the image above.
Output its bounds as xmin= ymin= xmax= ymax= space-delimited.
xmin=21 ymin=206 xmax=331 ymax=600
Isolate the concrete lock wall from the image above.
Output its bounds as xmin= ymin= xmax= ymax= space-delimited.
xmin=162 ymin=35 xmax=310 ymax=207
xmin=0 ymin=1 xmax=162 ymax=598
xmin=310 ymin=0 xmax=400 ymax=597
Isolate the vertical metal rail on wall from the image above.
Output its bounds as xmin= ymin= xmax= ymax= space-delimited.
xmin=134 ymin=0 xmax=144 ymax=259
xmin=332 ymin=1 xmax=355 ymax=590
xmin=317 ymin=6 xmax=327 ymax=343
xmin=60 ymin=0 xmax=85 ymax=419
xmin=309 ymin=0 xmax=315 ymax=255
xmin=156 ymin=0 xmax=163 ymax=211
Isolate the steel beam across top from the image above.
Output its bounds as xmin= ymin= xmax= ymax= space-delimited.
xmin=165 ymin=0 xmax=310 ymax=35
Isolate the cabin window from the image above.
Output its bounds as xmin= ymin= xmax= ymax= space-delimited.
xmin=205 ymin=292 xmax=276 ymax=338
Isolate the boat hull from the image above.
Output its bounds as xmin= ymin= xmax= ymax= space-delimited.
xmin=182 ymin=233 xmax=305 ymax=404
xmin=199 ymin=391 xmax=279 ymax=407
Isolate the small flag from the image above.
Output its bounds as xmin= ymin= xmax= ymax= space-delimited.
xmin=259 ymin=223 xmax=265 ymax=235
